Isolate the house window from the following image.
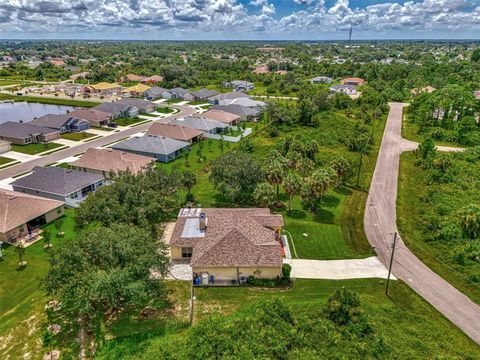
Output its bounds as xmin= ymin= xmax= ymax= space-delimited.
xmin=181 ymin=247 xmax=193 ymax=258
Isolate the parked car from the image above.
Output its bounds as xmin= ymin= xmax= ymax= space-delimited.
xmin=107 ymin=122 xmax=118 ymax=128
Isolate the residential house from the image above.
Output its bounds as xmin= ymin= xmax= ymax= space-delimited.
xmin=87 ymin=82 xmax=122 ymax=96
xmin=0 ymin=122 xmax=60 ymax=145
xmin=31 ymin=114 xmax=90 ymax=133
xmin=253 ymin=65 xmax=269 ymax=74
xmin=210 ymin=104 xmax=261 ymax=121
xmin=190 ymin=88 xmax=220 ymax=101
xmin=165 ymin=208 xmax=284 ymax=284
xmin=11 ymin=166 xmax=104 ymax=208
xmin=121 ymin=83 xmax=151 ymax=97
xmin=169 ymin=116 xmax=229 ymax=134
xmin=0 ymin=140 xmax=11 ymax=154
xmin=116 ymin=98 xmax=156 ymax=114
xmin=71 ymin=148 xmax=155 ymax=175
xmin=201 ymin=110 xmax=240 ymax=125
xmin=112 ymin=135 xmax=189 ymax=163
xmin=124 ymin=74 xmax=144 ymax=82
xmin=146 ymin=123 xmax=203 ymax=143
xmin=329 ymin=84 xmax=357 ymax=95
xmin=68 ymin=108 xmax=112 ymax=127
xmin=218 ymin=97 xmax=266 ymax=108
xmin=340 ymin=77 xmax=365 ymax=86
xmin=411 ymin=86 xmax=437 ymax=96
xmin=0 ymin=189 xmax=64 ymax=245
xmin=93 ymin=102 xmax=139 ymax=119
xmin=224 ymin=80 xmax=255 ymax=92
xmin=141 ymin=75 xmax=164 ymax=84
xmin=162 ymin=87 xmax=190 ymax=100
xmin=145 ymin=86 xmax=168 ymax=100
xmin=208 ymin=91 xmax=249 ymax=105
xmin=311 ymin=76 xmax=333 ymax=84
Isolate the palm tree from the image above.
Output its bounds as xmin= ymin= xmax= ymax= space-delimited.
xmin=254 ymin=182 xmax=276 ymax=208
xmin=265 ymin=161 xmax=285 ymax=198
xmin=284 ymin=173 xmax=301 ymax=211
xmin=459 ymin=204 xmax=480 ymax=239
xmin=330 ymin=156 xmax=351 ymax=187
xmin=43 ymin=230 xmax=52 ymax=249
xmin=302 ymin=168 xmax=335 ymax=211
xmin=15 ymin=243 xmax=26 ymax=266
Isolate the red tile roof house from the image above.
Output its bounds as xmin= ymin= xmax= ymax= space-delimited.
xmin=165 ymin=208 xmax=284 ymax=285
xmin=71 ymin=148 xmax=155 ymax=176
xmin=340 ymin=77 xmax=365 ymax=86
xmin=146 ymin=123 xmax=203 ymax=143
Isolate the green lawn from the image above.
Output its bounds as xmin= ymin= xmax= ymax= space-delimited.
xmin=114 ymin=117 xmax=146 ymax=126
xmin=155 ymin=107 xmax=175 ymax=114
xmin=166 ymin=98 xmax=184 ymax=104
xmin=0 ymin=156 xmax=16 ymax=166
xmin=0 ymin=209 xmax=77 ymax=360
xmin=398 ymin=152 xmax=480 ymax=304
xmin=91 ymin=126 xmax=115 ymax=132
xmin=11 ymin=142 xmax=65 ymax=155
xmin=0 ymin=80 xmax=20 ymax=86
xmin=55 ymin=162 xmax=72 ymax=169
xmin=60 ymin=132 xmax=97 ymax=141
xmin=96 ymin=279 xmax=480 ymax=359
xmin=0 ymin=94 xmax=100 ymax=108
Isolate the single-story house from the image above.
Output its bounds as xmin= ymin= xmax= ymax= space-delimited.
xmin=311 ymin=76 xmax=333 ymax=84
xmin=253 ymin=65 xmax=269 ymax=74
xmin=329 ymin=84 xmax=357 ymax=95
xmin=340 ymin=77 xmax=365 ymax=86
xmin=219 ymin=97 xmax=266 ymax=108
xmin=224 ymin=80 xmax=255 ymax=92
xmin=124 ymin=74 xmax=144 ymax=82
xmin=71 ymin=148 xmax=155 ymax=176
xmin=165 ymin=208 xmax=284 ymax=284
xmin=11 ymin=166 xmax=104 ymax=208
xmin=116 ymin=98 xmax=156 ymax=114
xmin=121 ymin=83 xmax=151 ymax=97
xmin=201 ymin=110 xmax=240 ymax=125
xmin=87 ymin=82 xmax=122 ymax=96
xmin=112 ymin=135 xmax=190 ymax=163
xmin=141 ymin=75 xmax=164 ymax=84
xmin=0 ymin=122 xmax=60 ymax=145
xmin=69 ymin=71 xmax=90 ymax=81
xmin=146 ymin=123 xmax=203 ymax=143
xmin=411 ymin=86 xmax=436 ymax=96
xmin=162 ymin=87 xmax=190 ymax=100
xmin=208 ymin=91 xmax=250 ymax=105
xmin=145 ymin=86 xmax=168 ymax=100
xmin=190 ymin=88 xmax=220 ymax=101
xmin=93 ymin=102 xmax=139 ymax=119
xmin=30 ymin=114 xmax=90 ymax=133
xmin=210 ymin=104 xmax=261 ymax=122
xmin=0 ymin=189 xmax=64 ymax=245
xmin=169 ymin=116 xmax=229 ymax=134
xmin=68 ymin=108 xmax=112 ymax=127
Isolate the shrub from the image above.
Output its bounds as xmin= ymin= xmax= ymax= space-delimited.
xmin=282 ymin=263 xmax=292 ymax=281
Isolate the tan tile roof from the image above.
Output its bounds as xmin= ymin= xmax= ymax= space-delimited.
xmin=69 ymin=108 xmax=111 ymax=122
xmin=146 ymin=123 xmax=203 ymax=142
xmin=71 ymin=148 xmax=154 ymax=174
xmin=201 ymin=110 xmax=240 ymax=124
xmin=0 ymin=189 xmax=64 ymax=233
xmin=170 ymin=208 xmax=283 ymax=268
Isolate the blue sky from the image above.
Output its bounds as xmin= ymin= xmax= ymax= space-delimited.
xmin=0 ymin=1 xmax=479 ymax=40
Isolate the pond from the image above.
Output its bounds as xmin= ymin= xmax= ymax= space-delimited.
xmin=0 ymin=102 xmax=75 ymax=124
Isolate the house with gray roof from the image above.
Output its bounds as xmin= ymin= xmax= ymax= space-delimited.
xmin=223 ymin=80 xmax=255 ymax=92
xmin=190 ymin=88 xmax=219 ymax=101
xmin=30 ymin=114 xmax=90 ymax=133
xmin=111 ymin=135 xmax=190 ymax=163
xmin=210 ymin=104 xmax=261 ymax=121
xmin=145 ymin=86 xmax=168 ymax=100
xmin=208 ymin=91 xmax=249 ymax=105
xmin=169 ymin=116 xmax=229 ymax=134
xmin=162 ymin=87 xmax=191 ymax=100
xmin=93 ymin=102 xmax=139 ymax=119
xmin=116 ymin=98 xmax=156 ymax=113
xmin=311 ymin=76 xmax=333 ymax=84
xmin=329 ymin=84 xmax=357 ymax=95
xmin=0 ymin=122 xmax=60 ymax=145
xmin=11 ymin=166 xmax=104 ymax=208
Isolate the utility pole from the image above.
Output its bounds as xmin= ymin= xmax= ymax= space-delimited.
xmin=385 ymin=232 xmax=397 ymax=295
xmin=348 ymin=25 xmax=353 ymax=42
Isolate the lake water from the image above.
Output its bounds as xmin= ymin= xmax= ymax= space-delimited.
xmin=0 ymin=102 xmax=75 ymax=124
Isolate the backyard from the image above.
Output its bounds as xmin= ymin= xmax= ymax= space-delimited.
xmin=11 ymin=142 xmax=66 ymax=155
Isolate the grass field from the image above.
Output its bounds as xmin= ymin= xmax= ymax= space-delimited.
xmin=0 ymin=79 xmax=21 ymax=86
xmin=96 ymin=279 xmax=480 ymax=359
xmin=397 ymin=152 xmax=480 ymax=305
xmin=11 ymin=142 xmax=65 ymax=155
xmin=60 ymin=132 xmax=97 ymax=141
xmin=0 ymin=94 xmax=100 ymax=108
xmin=114 ymin=117 xmax=146 ymax=126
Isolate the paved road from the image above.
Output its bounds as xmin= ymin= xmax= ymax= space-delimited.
xmin=364 ymin=102 xmax=480 ymax=345
xmin=0 ymin=105 xmax=195 ymax=180
xmin=284 ymin=257 xmax=393 ymax=280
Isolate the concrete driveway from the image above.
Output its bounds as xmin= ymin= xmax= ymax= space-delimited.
xmin=284 ymin=257 xmax=393 ymax=280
